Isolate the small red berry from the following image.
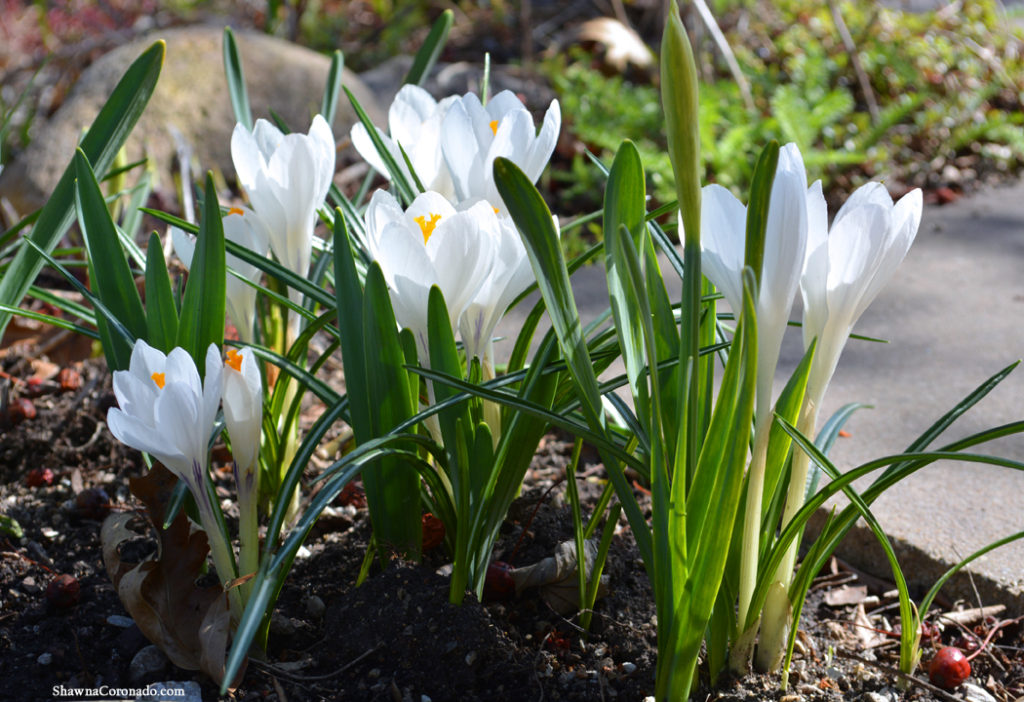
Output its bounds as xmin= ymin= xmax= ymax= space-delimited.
xmin=929 ymin=646 xmax=971 ymax=689
xmin=421 ymin=513 xmax=445 ymax=551
xmin=25 ymin=467 xmax=54 ymax=487
xmin=58 ymin=367 xmax=82 ymax=392
xmin=7 ymin=397 xmax=36 ymax=424
xmin=483 ymin=561 xmax=515 ymax=601
xmin=46 ymin=574 xmax=81 ymax=609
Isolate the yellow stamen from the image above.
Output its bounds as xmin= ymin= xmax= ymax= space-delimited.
xmin=489 ymin=120 xmax=499 ymax=136
xmin=225 ymin=348 xmax=243 ymax=372
xmin=228 ymin=207 xmax=245 ymax=216
xmin=151 ymin=372 xmax=166 ymax=389
xmin=493 ymin=207 xmax=500 ymax=214
xmin=414 ymin=213 xmax=443 ymax=244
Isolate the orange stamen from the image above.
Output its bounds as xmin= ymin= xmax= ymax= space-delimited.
xmin=489 ymin=120 xmax=499 ymax=136
xmin=151 ymin=372 xmax=166 ymax=389
xmin=228 ymin=207 xmax=244 ymax=216
xmin=225 ymin=348 xmax=243 ymax=372
xmin=414 ymin=213 xmax=443 ymax=244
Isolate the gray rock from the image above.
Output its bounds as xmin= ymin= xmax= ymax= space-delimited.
xmin=36 ymin=652 xmax=52 ymax=665
xmin=304 ymin=594 xmax=325 ymax=619
xmin=134 ymin=681 xmax=202 ymax=702
xmin=106 ymin=614 xmax=134 ymax=628
xmin=128 ymin=644 xmax=168 ymax=685
xmin=0 ymin=25 xmax=384 ymax=215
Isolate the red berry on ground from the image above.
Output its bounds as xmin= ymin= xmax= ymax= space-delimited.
xmin=73 ymin=487 xmax=111 ymax=520
xmin=46 ymin=574 xmax=80 ymax=609
xmin=929 ymin=646 xmax=971 ymax=689
xmin=25 ymin=467 xmax=54 ymax=487
xmin=421 ymin=513 xmax=445 ymax=551
xmin=58 ymin=367 xmax=82 ymax=392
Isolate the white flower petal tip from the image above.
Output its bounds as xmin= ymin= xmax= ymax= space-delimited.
xmin=106 ymin=340 xmax=223 ymax=495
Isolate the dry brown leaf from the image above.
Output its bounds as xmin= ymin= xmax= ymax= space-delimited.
xmin=852 ymin=602 xmax=889 ymax=649
xmin=510 ymin=539 xmax=609 ymax=615
xmin=824 ymin=584 xmax=869 ymax=607
xmin=100 ymin=463 xmax=241 ymax=687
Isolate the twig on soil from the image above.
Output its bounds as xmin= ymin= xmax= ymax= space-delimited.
xmin=249 ymin=642 xmax=383 ymax=682
xmin=832 ymin=649 xmax=966 ymax=702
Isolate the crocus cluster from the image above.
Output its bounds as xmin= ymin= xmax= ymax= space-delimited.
xmin=352 ymin=85 xmax=562 ymax=372
xmin=106 ymin=340 xmax=264 ymax=620
xmin=696 ymin=142 xmax=923 ymax=670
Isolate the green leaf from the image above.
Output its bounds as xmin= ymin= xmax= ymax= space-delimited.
xmin=361 ymin=263 xmax=422 ymax=560
xmin=222 ymin=28 xmax=252 ymax=131
xmin=0 ymin=40 xmax=164 ymax=341
xmin=603 ymin=141 xmax=649 ymax=426
xmin=404 ymin=10 xmax=454 ymax=87
xmin=176 ymin=173 xmax=226 ymax=373
xmin=73 ymin=150 xmax=147 ymax=369
xmin=321 ymin=50 xmax=344 ymax=127
xmin=744 ymin=141 xmax=779 ymax=287
xmin=332 ymin=208 xmax=371 ymax=439
xmin=143 ymin=232 xmax=179 ymax=352
xmin=0 ymin=514 xmax=23 ymax=539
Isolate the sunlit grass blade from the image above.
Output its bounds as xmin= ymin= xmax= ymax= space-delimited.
xmin=805 ymin=401 xmax=870 ymax=498
xmin=404 ymin=10 xmax=454 ymax=86
xmin=321 ymin=50 xmax=344 ymax=126
xmin=0 ymin=41 xmax=163 ymax=341
xmin=222 ymin=27 xmax=252 ymax=131
xmin=176 ymin=174 xmax=225 ymax=374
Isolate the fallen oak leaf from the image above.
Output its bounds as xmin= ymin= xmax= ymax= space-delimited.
xmin=100 ymin=463 xmax=243 ymax=687
xmin=510 ymin=539 xmax=609 ymax=615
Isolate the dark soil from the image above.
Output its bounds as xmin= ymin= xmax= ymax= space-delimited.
xmin=1 ymin=347 xmax=1023 ymax=702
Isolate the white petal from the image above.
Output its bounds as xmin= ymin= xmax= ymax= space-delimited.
xmin=172 ymin=227 xmax=195 ymax=270
xmin=698 ymin=184 xmax=746 ymax=314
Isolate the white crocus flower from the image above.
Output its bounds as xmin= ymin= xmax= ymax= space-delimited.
xmin=106 ymin=340 xmax=242 ymax=619
xmin=351 ymin=84 xmax=457 ymax=199
xmin=441 ymin=90 xmax=560 ymax=211
xmin=459 ymin=211 xmax=539 ymax=369
xmin=758 ymin=181 xmax=923 ymax=672
xmin=222 ymin=347 xmax=262 ymax=474
xmin=222 ymin=346 xmax=262 ymax=593
xmin=699 ymin=142 xmax=809 ymax=417
xmin=698 ymin=144 xmax=810 ymax=661
xmin=173 ymin=207 xmax=270 ymax=344
xmin=800 ymin=181 xmax=923 ymax=404
xmin=364 ymin=189 xmax=497 ymax=361
xmin=231 ymin=115 xmax=335 ymax=341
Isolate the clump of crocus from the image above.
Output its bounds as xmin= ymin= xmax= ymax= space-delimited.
xmin=106 ymin=340 xmax=243 ymax=621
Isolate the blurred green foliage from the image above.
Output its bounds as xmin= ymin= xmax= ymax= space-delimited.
xmin=546 ymin=0 xmax=1024 ymax=211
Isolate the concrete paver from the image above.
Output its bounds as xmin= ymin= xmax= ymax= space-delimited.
xmin=495 ymin=180 xmax=1024 ymax=612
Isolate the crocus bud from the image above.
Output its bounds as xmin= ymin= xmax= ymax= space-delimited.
xmin=222 ymin=347 xmax=262 ymax=472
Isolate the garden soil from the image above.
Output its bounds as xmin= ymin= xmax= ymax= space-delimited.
xmin=1 ymin=351 xmax=1022 ymax=701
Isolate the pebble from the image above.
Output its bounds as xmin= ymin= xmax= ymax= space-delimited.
xmin=859 ymin=692 xmax=894 ymax=702
xmin=961 ymin=683 xmax=997 ymax=702
xmin=621 ymin=661 xmax=636 ymax=674
xmin=270 ymin=612 xmax=297 ymax=637
xmin=465 ymin=651 xmax=478 ymax=666
xmin=128 ymin=645 xmax=168 ymax=684
xmin=106 ymin=614 xmax=134 ymax=628
xmin=304 ymin=594 xmax=326 ymax=619
xmin=37 ymin=652 xmax=52 ymax=665
xmin=134 ymin=681 xmax=202 ymax=702
xmin=21 ymin=576 xmax=39 ymax=594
